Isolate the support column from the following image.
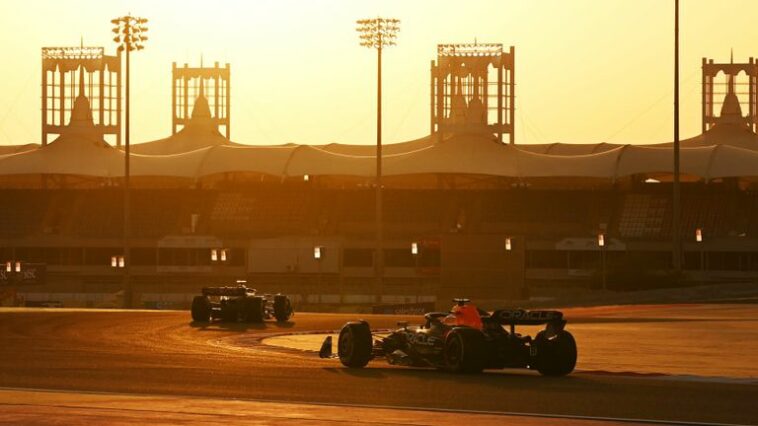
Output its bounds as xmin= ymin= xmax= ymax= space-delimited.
xmin=214 ymin=62 xmax=220 ymax=122
xmin=436 ymin=66 xmax=444 ymax=144
xmin=497 ymin=55 xmax=503 ymax=144
xmin=226 ymin=63 xmax=231 ymax=140
xmin=702 ymin=58 xmax=707 ymax=134
xmin=430 ymin=60 xmax=435 ymax=135
xmin=41 ymin=65 xmax=47 ymax=145
xmin=116 ymin=50 xmax=122 ymax=147
xmin=375 ymin=46 xmax=384 ymax=303
xmin=751 ymin=57 xmax=757 ymax=133
xmin=172 ymin=62 xmax=177 ymax=135
xmin=509 ymin=46 xmax=516 ymax=145
xmin=99 ymin=70 xmax=105 ymax=126
xmin=183 ymin=64 xmax=189 ymax=123
xmin=59 ymin=69 xmax=65 ymax=128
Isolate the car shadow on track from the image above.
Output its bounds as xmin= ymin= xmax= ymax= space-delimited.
xmin=320 ymin=365 xmax=590 ymax=389
xmin=189 ymin=320 xmax=296 ymax=331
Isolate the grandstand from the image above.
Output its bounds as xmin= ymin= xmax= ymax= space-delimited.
xmin=0 ymin=45 xmax=757 ymax=309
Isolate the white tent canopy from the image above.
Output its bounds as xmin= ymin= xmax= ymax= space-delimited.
xmin=3 ymin=130 xmax=758 ymax=181
xmin=1 ymin=87 xmax=758 ymax=181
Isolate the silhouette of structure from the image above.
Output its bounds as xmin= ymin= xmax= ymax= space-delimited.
xmin=5 ymin=35 xmax=758 ymax=310
xmin=172 ymin=62 xmax=230 ymax=139
xmin=356 ymin=17 xmax=401 ymax=303
xmin=431 ymin=43 xmax=515 ymax=144
xmin=41 ymin=46 xmax=121 ymax=146
xmin=702 ymin=54 xmax=758 ymax=134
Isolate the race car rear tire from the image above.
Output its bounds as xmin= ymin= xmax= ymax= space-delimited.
xmin=444 ymin=327 xmax=486 ymax=374
xmin=338 ymin=321 xmax=373 ymax=368
xmin=245 ymin=297 xmax=265 ymax=323
xmin=533 ymin=330 xmax=577 ymax=376
xmin=191 ymin=296 xmax=211 ymax=322
xmin=273 ymin=295 xmax=293 ymax=322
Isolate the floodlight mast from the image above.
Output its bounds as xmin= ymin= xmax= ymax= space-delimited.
xmin=112 ymin=14 xmax=148 ymax=309
xmin=673 ymin=0 xmax=682 ymax=275
xmin=356 ymin=17 xmax=400 ymax=304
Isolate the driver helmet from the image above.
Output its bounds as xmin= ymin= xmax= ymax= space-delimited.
xmin=444 ymin=302 xmax=483 ymax=329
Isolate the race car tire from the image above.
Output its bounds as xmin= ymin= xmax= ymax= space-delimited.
xmin=338 ymin=321 xmax=373 ymax=368
xmin=235 ymin=298 xmax=251 ymax=322
xmin=245 ymin=297 xmax=265 ymax=323
xmin=444 ymin=327 xmax=486 ymax=374
xmin=533 ymin=330 xmax=577 ymax=376
xmin=191 ymin=296 xmax=211 ymax=322
xmin=273 ymin=295 xmax=293 ymax=322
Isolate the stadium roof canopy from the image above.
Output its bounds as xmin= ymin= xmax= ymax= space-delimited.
xmin=130 ymin=87 xmax=246 ymax=155
xmin=2 ymin=80 xmax=758 ymax=184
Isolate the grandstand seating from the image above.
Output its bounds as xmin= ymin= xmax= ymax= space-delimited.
xmin=210 ymin=190 xmax=315 ymax=236
xmin=617 ymin=193 xmax=667 ymax=238
xmin=616 ymin=190 xmax=743 ymax=240
xmin=0 ymin=190 xmax=49 ymax=237
xmin=0 ymin=186 xmax=755 ymax=241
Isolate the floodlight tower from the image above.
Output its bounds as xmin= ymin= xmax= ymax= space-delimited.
xmin=356 ymin=17 xmax=400 ymax=303
xmin=673 ymin=0 xmax=682 ymax=275
xmin=111 ymin=14 xmax=148 ymax=308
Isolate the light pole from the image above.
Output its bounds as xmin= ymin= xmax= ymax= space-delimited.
xmin=112 ymin=15 xmax=148 ymax=308
xmin=411 ymin=241 xmax=419 ymax=302
xmin=314 ymin=246 xmax=323 ymax=304
xmin=696 ymin=228 xmax=705 ymax=284
xmin=598 ymin=233 xmax=607 ymax=290
xmin=672 ymin=0 xmax=682 ymax=275
xmin=504 ymin=237 xmax=515 ymax=298
xmin=356 ymin=17 xmax=400 ymax=305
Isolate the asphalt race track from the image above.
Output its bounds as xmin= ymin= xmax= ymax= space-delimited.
xmin=0 ymin=305 xmax=756 ymax=425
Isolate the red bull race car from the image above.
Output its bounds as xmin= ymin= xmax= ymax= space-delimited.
xmin=320 ymin=299 xmax=576 ymax=375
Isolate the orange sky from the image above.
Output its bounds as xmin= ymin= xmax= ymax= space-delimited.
xmin=0 ymin=0 xmax=757 ymax=147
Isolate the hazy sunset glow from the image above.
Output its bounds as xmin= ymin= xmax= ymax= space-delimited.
xmin=1 ymin=0 xmax=757 ymax=146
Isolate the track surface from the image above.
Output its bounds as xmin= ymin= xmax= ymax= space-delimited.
xmin=0 ymin=306 xmax=756 ymax=425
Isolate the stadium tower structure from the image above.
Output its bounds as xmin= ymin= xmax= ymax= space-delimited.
xmin=431 ymin=43 xmax=515 ymax=144
xmin=172 ymin=61 xmax=231 ymax=139
xmin=130 ymin=61 xmax=236 ymax=155
xmin=41 ymin=44 xmax=121 ymax=146
xmin=702 ymin=53 xmax=758 ymax=134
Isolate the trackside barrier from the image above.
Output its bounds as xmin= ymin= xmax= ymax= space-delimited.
xmin=372 ymin=302 xmax=436 ymax=315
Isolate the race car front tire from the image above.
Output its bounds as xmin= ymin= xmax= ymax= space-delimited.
xmin=191 ymin=296 xmax=211 ymax=322
xmin=338 ymin=321 xmax=373 ymax=368
xmin=533 ymin=330 xmax=577 ymax=376
xmin=444 ymin=327 xmax=486 ymax=374
xmin=273 ymin=295 xmax=293 ymax=322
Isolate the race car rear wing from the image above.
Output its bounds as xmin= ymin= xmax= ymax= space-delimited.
xmin=491 ymin=309 xmax=564 ymax=326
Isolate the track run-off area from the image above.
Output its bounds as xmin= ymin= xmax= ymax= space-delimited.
xmin=0 ymin=304 xmax=756 ymax=425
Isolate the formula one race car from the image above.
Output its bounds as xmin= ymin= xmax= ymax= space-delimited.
xmin=191 ymin=285 xmax=294 ymax=323
xmin=320 ymin=299 xmax=576 ymax=375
